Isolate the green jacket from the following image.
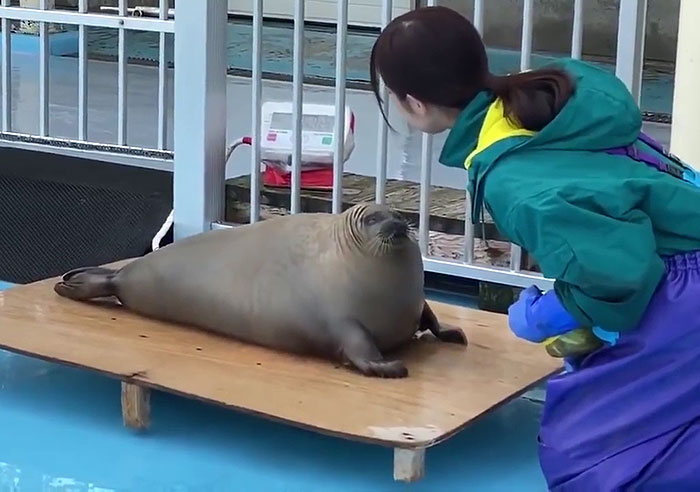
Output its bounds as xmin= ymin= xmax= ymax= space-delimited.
xmin=439 ymin=58 xmax=700 ymax=332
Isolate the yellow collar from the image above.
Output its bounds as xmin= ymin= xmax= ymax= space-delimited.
xmin=464 ymin=98 xmax=536 ymax=169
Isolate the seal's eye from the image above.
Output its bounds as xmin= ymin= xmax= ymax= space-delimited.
xmin=363 ymin=212 xmax=380 ymax=226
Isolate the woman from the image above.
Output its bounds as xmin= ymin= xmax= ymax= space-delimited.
xmin=370 ymin=6 xmax=700 ymax=490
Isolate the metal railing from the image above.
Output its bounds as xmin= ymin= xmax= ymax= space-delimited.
xmin=0 ymin=0 xmax=650 ymax=290
xmin=0 ymin=0 xmax=173 ymax=165
xmin=208 ymin=0 xmax=648 ymax=290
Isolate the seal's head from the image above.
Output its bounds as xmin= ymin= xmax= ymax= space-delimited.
xmin=340 ymin=203 xmax=415 ymax=255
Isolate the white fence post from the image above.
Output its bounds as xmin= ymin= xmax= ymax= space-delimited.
xmin=172 ymin=0 xmax=228 ymax=240
xmin=615 ymin=0 xmax=647 ymax=103
xmin=670 ymin=0 xmax=700 ymax=164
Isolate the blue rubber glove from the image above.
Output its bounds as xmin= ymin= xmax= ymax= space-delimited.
xmin=508 ymin=286 xmax=580 ymax=343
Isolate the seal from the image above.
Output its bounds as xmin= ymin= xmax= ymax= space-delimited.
xmin=53 ymin=203 xmax=467 ymax=378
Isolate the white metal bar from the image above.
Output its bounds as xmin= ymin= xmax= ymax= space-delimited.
xmin=0 ymin=131 xmax=172 ymax=156
xmin=509 ymin=244 xmax=523 ymax=272
xmin=117 ymin=0 xmax=127 ymax=146
xmin=156 ymin=0 xmax=168 ymax=150
xmin=290 ymin=0 xmax=304 ymax=214
xmin=249 ymin=0 xmax=263 ymax=223
xmin=0 ymin=131 xmax=173 ymax=168
xmin=77 ymin=0 xmax=87 ymax=140
xmin=473 ymin=0 xmax=484 ymax=35
xmin=463 ymin=190 xmax=475 ymax=264
xmin=38 ymin=0 xmax=49 ymax=137
xmin=571 ymin=0 xmax=584 ymax=59
xmin=418 ymin=133 xmax=432 ymax=254
xmin=417 ymin=0 xmax=438 ymax=253
xmin=615 ymin=0 xmax=647 ymax=103
xmin=670 ymin=0 xmax=700 ymax=163
xmin=1 ymin=0 xmax=11 ymax=132
xmin=173 ymin=0 xmax=228 ymax=240
xmin=423 ymin=257 xmax=553 ymax=290
xmin=375 ymin=0 xmax=392 ymax=204
xmin=374 ymin=105 xmax=388 ymax=204
xmin=464 ymin=0 xmax=478 ymax=265
xmin=332 ymin=0 xmax=348 ymax=214
xmin=512 ymin=0 xmax=534 ymax=270
xmin=0 ymin=7 xmax=174 ymax=33
xmin=520 ymin=0 xmax=533 ymax=71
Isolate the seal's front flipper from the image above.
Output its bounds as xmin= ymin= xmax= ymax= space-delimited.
xmin=338 ymin=321 xmax=408 ymax=378
xmin=54 ymin=266 xmax=118 ymax=301
xmin=420 ymin=301 xmax=468 ymax=345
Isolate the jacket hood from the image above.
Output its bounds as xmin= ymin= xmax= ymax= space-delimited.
xmin=438 ymin=58 xmax=643 ymax=220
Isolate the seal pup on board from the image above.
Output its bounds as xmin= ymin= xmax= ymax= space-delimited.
xmin=54 ymin=203 xmax=467 ymax=378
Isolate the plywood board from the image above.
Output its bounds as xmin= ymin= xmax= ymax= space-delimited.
xmin=0 ymin=268 xmax=560 ymax=449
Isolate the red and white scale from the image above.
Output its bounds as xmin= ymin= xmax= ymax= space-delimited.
xmin=152 ymin=102 xmax=355 ymax=250
xmin=253 ymin=101 xmax=356 ymax=190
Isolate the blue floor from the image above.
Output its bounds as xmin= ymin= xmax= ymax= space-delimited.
xmin=57 ymin=18 xmax=674 ymax=115
xmin=0 ymin=280 xmax=549 ymax=491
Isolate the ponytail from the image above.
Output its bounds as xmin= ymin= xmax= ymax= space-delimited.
xmin=370 ymin=7 xmax=575 ymax=132
xmin=485 ymin=68 xmax=575 ymax=131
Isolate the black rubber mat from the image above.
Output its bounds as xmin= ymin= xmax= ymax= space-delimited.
xmin=0 ymin=147 xmax=172 ymax=284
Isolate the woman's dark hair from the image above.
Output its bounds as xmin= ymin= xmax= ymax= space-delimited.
xmin=370 ymin=6 xmax=575 ymax=131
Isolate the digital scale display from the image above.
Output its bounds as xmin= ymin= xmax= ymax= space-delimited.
xmin=260 ymin=101 xmax=355 ymax=167
xmin=269 ymin=112 xmax=336 ymax=133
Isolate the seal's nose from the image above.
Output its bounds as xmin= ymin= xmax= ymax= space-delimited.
xmin=380 ymin=219 xmax=409 ymax=237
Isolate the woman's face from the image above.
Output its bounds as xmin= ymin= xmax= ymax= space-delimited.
xmin=389 ymin=91 xmax=457 ymax=134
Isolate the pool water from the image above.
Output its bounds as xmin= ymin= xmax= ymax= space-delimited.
xmin=0 ymin=280 xmax=550 ymax=491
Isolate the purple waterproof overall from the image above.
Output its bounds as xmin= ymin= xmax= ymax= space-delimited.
xmin=537 ymin=134 xmax=700 ymax=490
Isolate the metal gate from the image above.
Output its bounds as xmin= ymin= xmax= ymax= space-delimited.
xmin=0 ymin=0 xmax=173 ymax=166
xmin=0 ymin=0 xmax=651 ymax=290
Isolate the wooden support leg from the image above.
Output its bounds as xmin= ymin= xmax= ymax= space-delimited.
xmin=393 ymin=448 xmax=426 ymax=482
xmin=121 ymin=382 xmax=151 ymax=430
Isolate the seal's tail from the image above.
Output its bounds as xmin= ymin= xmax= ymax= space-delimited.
xmin=53 ymin=266 xmax=118 ymax=301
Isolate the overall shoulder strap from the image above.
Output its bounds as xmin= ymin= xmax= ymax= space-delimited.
xmin=605 ymin=132 xmax=700 ymax=187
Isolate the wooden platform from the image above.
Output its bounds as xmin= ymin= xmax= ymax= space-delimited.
xmin=0 ymin=269 xmax=560 ymax=482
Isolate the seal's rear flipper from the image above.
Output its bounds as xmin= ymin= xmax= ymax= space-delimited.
xmin=54 ymin=266 xmax=118 ymax=301
xmin=339 ymin=321 xmax=409 ymax=378
xmin=420 ymin=301 xmax=468 ymax=346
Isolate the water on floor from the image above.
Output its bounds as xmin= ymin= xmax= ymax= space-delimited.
xmin=0 ymin=280 xmax=549 ymax=491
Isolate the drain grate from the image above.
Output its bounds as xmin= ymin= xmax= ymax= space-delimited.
xmin=0 ymin=172 xmax=171 ymax=284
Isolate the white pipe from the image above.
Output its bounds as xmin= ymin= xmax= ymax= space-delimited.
xmin=670 ymin=0 xmax=700 ymax=165
xmin=1 ymin=0 xmax=10 ymax=133
xmin=78 ymin=0 xmax=88 ymax=140
xmin=156 ymin=0 xmax=169 ymax=150
xmin=332 ymin=0 xmax=349 ymax=214
xmin=374 ymin=0 xmax=392 ymax=204
xmin=473 ymin=0 xmax=484 ymax=35
xmin=290 ymin=0 xmax=304 ymax=214
xmin=250 ymin=0 xmax=263 ymax=223
xmin=520 ymin=0 xmax=533 ymax=71
xmin=571 ymin=0 xmax=584 ymax=59
xmin=38 ymin=0 xmax=49 ymax=137
xmin=117 ymin=0 xmax=128 ymax=145
xmin=615 ymin=0 xmax=647 ymax=104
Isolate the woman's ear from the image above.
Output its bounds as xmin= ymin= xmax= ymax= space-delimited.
xmin=405 ymin=94 xmax=429 ymax=117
